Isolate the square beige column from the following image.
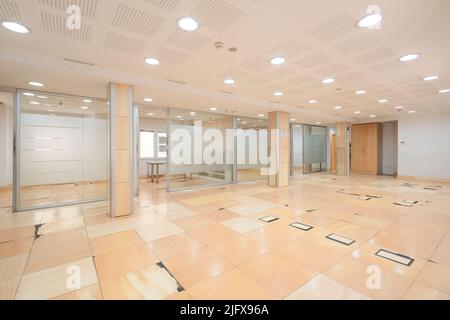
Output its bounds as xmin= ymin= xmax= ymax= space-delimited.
xmin=108 ymin=83 xmax=134 ymax=218
xmin=336 ymin=122 xmax=350 ymax=176
xmin=268 ymin=111 xmax=290 ymax=188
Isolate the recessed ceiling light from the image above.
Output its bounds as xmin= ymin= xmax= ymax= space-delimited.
xmin=29 ymin=101 xmax=40 ymax=105
xmin=47 ymin=109 xmax=54 ymax=112
xmin=209 ymin=107 xmax=217 ymax=111
xmin=177 ymin=17 xmax=199 ymax=32
xmin=37 ymin=95 xmax=48 ymax=99
xmin=290 ymin=118 xmax=296 ymax=122
xmin=273 ymin=91 xmax=283 ymax=96
xmin=322 ymin=78 xmax=335 ymax=84
xmin=241 ymin=121 xmax=247 ymax=124
xmin=378 ymin=99 xmax=388 ymax=103
xmin=28 ymin=81 xmax=44 ymax=87
xmin=270 ymin=57 xmax=286 ymax=65
xmin=176 ymin=115 xmax=183 ymax=119
xmin=399 ymin=54 xmax=419 ymax=62
xmin=357 ymin=13 xmax=383 ymax=28
xmin=408 ymin=110 xmax=416 ymax=114
xmin=354 ymin=111 xmax=361 ymax=114
xmin=315 ymin=122 xmax=322 ymax=125
xmin=309 ymin=99 xmax=317 ymax=104
xmin=144 ymin=57 xmax=160 ymax=65
xmin=147 ymin=113 xmax=154 ymax=116
xmin=355 ymin=90 xmax=366 ymax=95
xmin=144 ymin=98 xmax=153 ymax=102
xmin=258 ymin=114 xmax=265 ymax=117
xmin=438 ymin=89 xmax=450 ymax=94
xmin=224 ymin=79 xmax=235 ymax=85
xmin=2 ymin=21 xmax=30 ymax=34
xmin=22 ymin=92 xmax=35 ymax=96
xmin=81 ymin=106 xmax=89 ymax=110
xmin=48 ymin=113 xmax=56 ymax=116
xmin=395 ymin=106 xmax=404 ymax=109
xmin=83 ymin=99 xmax=92 ymax=103
xmin=369 ymin=115 xmax=377 ymax=118
xmin=334 ymin=106 xmax=343 ymax=110
xmin=423 ymin=75 xmax=439 ymax=81
xmin=189 ymin=112 xmax=196 ymax=116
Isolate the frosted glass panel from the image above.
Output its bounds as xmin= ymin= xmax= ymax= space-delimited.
xmin=303 ymin=125 xmax=327 ymax=174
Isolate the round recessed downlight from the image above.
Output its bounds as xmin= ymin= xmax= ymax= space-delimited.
xmin=2 ymin=21 xmax=30 ymax=34
xmin=358 ymin=13 xmax=383 ymax=28
xmin=29 ymin=101 xmax=40 ymax=105
xmin=395 ymin=106 xmax=404 ymax=109
xmin=209 ymin=107 xmax=217 ymax=111
xmin=378 ymin=99 xmax=388 ymax=103
xmin=273 ymin=91 xmax=283 ymax=96
xmin=322 ymin=78 xmax=335 ymax=84
xmin=334 ymin=106 xmax=343 ymax=110
xmin=81 ymin=106 xmax=89 ymax=110
xmin=258 ymin=114 xmax=265 ymax=117
xmin=354 ymin=111 xmax=361 ymax=114
xmin=369 ymin=115 xmax=377 ymax=118
xmin=316 ymin=122 xmax=322 ymax=125
xmin=177 ymin=17 xmax=199 ymax=31
xmin=423 ymin=75 xmax=439 ymax=81
xmin=147 ymin=113 xmax=154 ymax=116
xmin=144 ymin=98 xmax=153 ymax=102
xmin=290 ymin=118 xmax=296 ymax=122
xmin=22 ymin=92 xmax=35 ymax=96
xmin=355 ymin=90 xmax=366 ymax=95
xmin=270 ymin=57 xmax=286 ymax=65
xmin=408 ymin=110 xmax=416 ymax=114
xmin=83 ymin=99 xmax=92 ymax=103
xmin=309 ymin=99 xmax=317 ymax=104
xmin=37 ymin=95 xmax=48 ymax=99
xmin=144 ymin=57 xmax=160 ymax=65
xmin=28 ymin=81 xmax=44 ymax=87
xmin=399 ymin=54 xmax=419 ymax=62
xmin=224 ymin=79 xmax=235 ymax=85
xmin=439 ymin=89 xmax=450 ymax=94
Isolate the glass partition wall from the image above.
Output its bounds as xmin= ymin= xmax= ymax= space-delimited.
xmin=303 ymin=125 xmax=327 ymax=174
xmin=14 ymin=90 xmax=108 ymax=211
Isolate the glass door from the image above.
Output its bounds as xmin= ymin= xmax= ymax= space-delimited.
xmin=303 ymin=125 xmax=327 ymax=174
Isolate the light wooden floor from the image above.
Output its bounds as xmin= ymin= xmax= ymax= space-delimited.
xmin=0 ymin=173 xmax=449 ymax=300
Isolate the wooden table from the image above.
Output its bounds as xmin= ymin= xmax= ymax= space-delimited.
xmin=146 ymin=161 xmax=166 ymax=183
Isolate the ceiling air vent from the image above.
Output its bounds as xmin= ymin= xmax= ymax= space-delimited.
xmin=166 ymin=79 xmax=187 ymax=85
xmin=64 ymin=58 xmax=95 ymax=66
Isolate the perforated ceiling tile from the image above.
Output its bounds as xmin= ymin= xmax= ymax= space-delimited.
xmin=333 ymin=32 xmax=380 ymax=55
xmin=240 ymin=56 xmax=271 ymax=72
xmin=166 ymin=29 xmax=211 ymax=51
xmin=336 ymin=72 xmax=365 ymax=82
xmin=41 ymin=11 xmax=92 ymax=42
xmin=144 ymin=0 xmax=180 ymax=12
xmin=286 ymin=74 xmax=316 ymax=86
xmin=38 ymin=0 xmax=98 ymax=19
xmin=315 ymin=62 xmax=350 ymax=75
xmin=191 ymin=0 xmax=245 ymax=32
xmin=220 ymin=69 xmax=250 ymax=79
xmin=307 ymin=12 xmax=357 ymax=42
xmin=368 ymin=60 xmax=405 ymax=73
xmin=295 ymin=52 xmax=332 ymax=68
xmin=267 ymin=39 xmax=311 ymax=59
xmin=353 ymin=46 xmax=395 ymax=65
xmin=105 ymin=32 xmax=148 ymax=54
xmin=112 ymin=2 xmax=164 ymax=37
xmin=264 ymin=67 xmax=297 ymax=80
xmin=0 ymin=0 xmax=22 ymax=23
xmin=242 ymin=76 xmax=271 ymax=87
xmin=152 ymin=47 xmax=189 ymax=64
xmin=263 ymin=83 xmax=293 ymax=92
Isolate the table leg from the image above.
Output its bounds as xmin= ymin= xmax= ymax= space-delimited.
xmin=151 ymin=164 xmax=154 ymax=182
xmin=156 ymin=164 xmax=160 ymax=184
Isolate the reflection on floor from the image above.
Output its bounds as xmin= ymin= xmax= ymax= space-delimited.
xmin=1 ymin=173 xmax=450 ymax=300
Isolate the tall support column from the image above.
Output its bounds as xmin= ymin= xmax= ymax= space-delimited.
xmin=108 ymin=83 xmax=134 ymax=218
xmin=336 ymin=122 xmax=350 ymax=176
xmin=268 ymin=111 xmax=290 ymax=188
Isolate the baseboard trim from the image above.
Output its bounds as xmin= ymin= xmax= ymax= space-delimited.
xmin=398 ymin=175 xmax=450 ymax=184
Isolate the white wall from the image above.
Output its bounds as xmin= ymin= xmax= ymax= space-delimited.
xmin=139 ymin=117 xmax=167 ymax=177
xmin=398 ymin=112 xmax=450 ymax=180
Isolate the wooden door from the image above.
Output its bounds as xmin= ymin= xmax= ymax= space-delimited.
xmin=351 ymin=123 xmax=381 ymax=175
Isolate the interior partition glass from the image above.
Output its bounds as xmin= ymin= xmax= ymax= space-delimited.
xmin=16 ymin=90 xmax=108 ymax=211
xmin=167 ymin=108 xmax=234 ymax=191
xmin=290 ymin=124 xmax=303 ymax=176
xmin=303 ymin=125 xmax=327 ymax=174
xmin=236 ymin=117 xmax=269 ymax=182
